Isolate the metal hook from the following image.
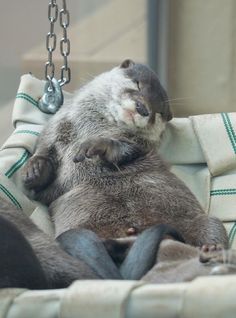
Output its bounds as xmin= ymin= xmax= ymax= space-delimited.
xmin=38 ymin=78 xmax=64 ymax=114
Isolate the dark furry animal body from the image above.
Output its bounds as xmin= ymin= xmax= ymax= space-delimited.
xmin=0 ymin=213 xmax=48 ymax=289
xmin=23 ymin=59 xmax=228 ymax=249
xmin=0 ymin=199 xmax=98 ymax=289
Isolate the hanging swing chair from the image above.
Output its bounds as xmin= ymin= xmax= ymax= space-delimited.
xmin=0 ymin=1 xmax=236 ymax=317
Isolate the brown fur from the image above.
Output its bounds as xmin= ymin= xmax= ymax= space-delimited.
xmin=56 ymin=120 xmax=74 ymax=144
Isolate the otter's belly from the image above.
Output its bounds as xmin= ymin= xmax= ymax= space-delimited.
xmin=49 ymin=170 xmax=194 ymax=239
xmin=50 ymin=182 xmax=165 ymax=239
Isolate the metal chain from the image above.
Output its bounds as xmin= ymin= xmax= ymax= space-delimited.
xmin=46 ymin=0 xmax=58 ymax=82
xmin=59 ymin=0 xmax=71 ymax=86
xmin=45 ymin=0 xmax=71 ymax=87
xmin=39 ymin=0 xmax=70 ymax=114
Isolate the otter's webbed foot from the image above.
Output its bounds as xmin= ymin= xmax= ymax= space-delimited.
xmin=199 ymin=244 xmax=224 ymax=264
xmin=74 ymin=137 xmax=143 ymax=166
xmin=199 ymin=247 xmax=236 ymax=275
xmin=22 ymin=155 xmax=55 ymax=191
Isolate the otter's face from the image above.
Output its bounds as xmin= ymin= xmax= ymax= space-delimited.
xmin=105 ymin=59 xmax=172 ymax=131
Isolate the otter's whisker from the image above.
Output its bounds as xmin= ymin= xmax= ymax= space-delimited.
xmin=164 ymin=97 xmax=193 ymax=103
xmin=112 ymin=163 xmax=123 ymax=174
xmin=222 ymin=248 xmax=227 ymax=264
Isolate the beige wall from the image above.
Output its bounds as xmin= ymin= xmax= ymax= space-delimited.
xmin=22 ymin=0 xmax=147 ymax=93
xmin=0 ymin=0 xmax=235 ymax=117
xmin=0 ymin=0 xmax=110 ymax=103
xmin=168 ymin=0 xmax=236 ymax=116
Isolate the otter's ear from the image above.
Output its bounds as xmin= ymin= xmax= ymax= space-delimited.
xmin=120 ymin=59 xmax=135 ymax=69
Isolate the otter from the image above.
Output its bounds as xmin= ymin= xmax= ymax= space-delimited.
xmin=0 ymin=60 xmax=229 ymax=289
xmin=22 ymin=59 xmax=228 ymax=253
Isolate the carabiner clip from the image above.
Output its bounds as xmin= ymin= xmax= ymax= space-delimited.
xmin=38 ymin=77 xmax=64 ymax=114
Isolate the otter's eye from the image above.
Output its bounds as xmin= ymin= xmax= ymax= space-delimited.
xmin=136 ymin=101 xmax=149 ymax=117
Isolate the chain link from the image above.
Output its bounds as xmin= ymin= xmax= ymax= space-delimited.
xmin=45 ymin=0 xmax=58 ymax=81
xmin=45 ymin=0 xmax=71 ymax=87
xmin=59 ymin=0 xmax=71 ymax=86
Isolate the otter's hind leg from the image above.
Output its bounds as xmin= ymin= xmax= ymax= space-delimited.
xmin=0 ymin=215 xmax=48 ymax=289
xmin=179 ymin=214 xmax=229 ymax=248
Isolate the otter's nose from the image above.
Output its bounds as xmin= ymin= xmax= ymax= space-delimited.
xmin=136 ymin=101 xmax=149 ymax=117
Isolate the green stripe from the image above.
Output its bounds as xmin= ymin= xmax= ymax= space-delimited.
xmin=228 ymin=222 xmax=236 ymax=239
xmin=16 ymin=93 xmax=39 ymax=108
xmin=0 ymin=184 xmax=22 ymax=209
xmin=229 ymin=223 xmax=236 ymax=246
xmin=5 ymin=151 xmax=30 ymax=178
xmin=210 ymin=189 xmax=236 ymax=196
xmin=14 ymin=130 xmax=40 ymax=137
xmin=221 ymin=113 xmax=236 ymax=154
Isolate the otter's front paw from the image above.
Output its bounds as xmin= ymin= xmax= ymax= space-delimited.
xmin=22 ymin=155 xmax=54 ymax=191
xmin=74 ymin=138 xmax=114 ymax=163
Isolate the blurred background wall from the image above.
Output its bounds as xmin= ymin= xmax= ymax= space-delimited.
xmin=0 ymin=0 xmax=109 ymax=104
xmin=0 ymin=0 xmax=236 ymax=143
xmin=168 ymin=0 xmax=236 ymax=116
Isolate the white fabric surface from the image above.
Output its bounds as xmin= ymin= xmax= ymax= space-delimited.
xmin=1 ymin=278 xmax=236 ymax=318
